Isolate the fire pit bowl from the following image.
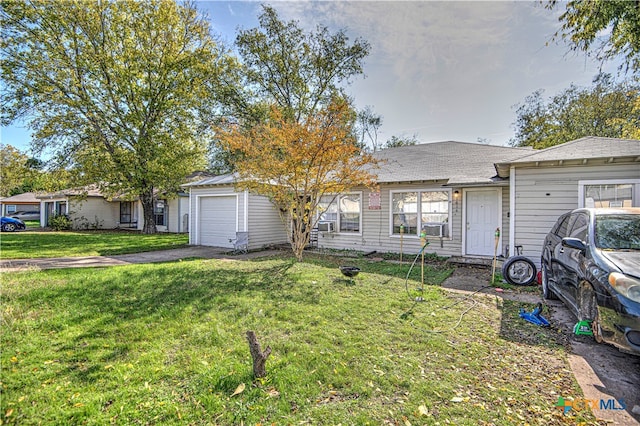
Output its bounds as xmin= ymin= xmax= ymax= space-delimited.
xmin=339 ymin=266 xmax=361 ymax=278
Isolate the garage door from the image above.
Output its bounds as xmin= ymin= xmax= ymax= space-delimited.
xmin=198 ymin=196 xmax=236 ymax=247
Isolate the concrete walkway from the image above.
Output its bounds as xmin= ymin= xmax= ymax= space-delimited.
xmin=0 ymin=246 xmax=283 ymax=272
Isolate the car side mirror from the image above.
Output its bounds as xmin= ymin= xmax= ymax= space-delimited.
xmin=562 ymin=237 xmax=586 ymax=253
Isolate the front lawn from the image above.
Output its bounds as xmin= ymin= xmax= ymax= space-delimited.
xmin=0 ymin=231 xmax=189 ymax=259
xmin=1 ymin=257 xmax=595 ymax=425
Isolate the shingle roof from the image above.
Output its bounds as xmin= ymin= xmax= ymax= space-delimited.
xmin=495 ymin=137 xmax=640 ymax=177
xmin=508 ymin=137 xmax=639 ymax=163
xmin=185 ymin=143 xmax=536 ymax=188
xmin=36 ymin=185 xmax=107 ymax=199
xmin=0 ymin=192 xmax=40 ymax=203
xmin=186 ymin=137 xmax=639 ymax=189
xmin=372 ymin=141 xmax=532 ymax=185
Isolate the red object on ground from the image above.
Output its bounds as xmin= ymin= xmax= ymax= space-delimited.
xmin=536 ymin=271 xmax=542 ymax=285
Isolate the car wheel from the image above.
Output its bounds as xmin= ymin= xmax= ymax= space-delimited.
xmin=502 ymin=256 xmax=537 ymax=286
xmin=578 ymin=282 xmax=603 ymax=343
xmin=2 ymin=223 xmax=16 ymax=232
xmin=541 ymin=262 xmax=558 ymax=300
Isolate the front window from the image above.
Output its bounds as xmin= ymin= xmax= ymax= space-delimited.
xmin=595 ymin=214 xmax=640 ymax=250
xmin=421 ymin=191 xmax=449 ymax=224
xmin=154 ymin=201 xmax=166 ymax=226
xmin=392 ymin=190 xmax=450 ymax=236
xmin=392 ymin=192 xmax=418 ymax=234
xmin=120 ymin=202 xmax=133 ymax=224
xmin=317 ymin=193 xmax=361 ymax=233
xmin=580 ymin=180 xmax=639 ymax=208
xmin=55 ymin=201 xmax=66 ymax=215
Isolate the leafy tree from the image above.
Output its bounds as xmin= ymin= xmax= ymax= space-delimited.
xmin=0 ymin=144 xmax=29 ymax=196
xmin=0 ymin=144 xmax=75 ymax=195
xmin=384 ymin=135 xmax=418 ymax=149
xmin=219 ymin=5 xmax=376 ymax=259
xmin=510 ymin=74 xmax=639 ymax=148
xmin=548 ymin=0 xmax=640 ymax=72
xmin=235 ymin=5 xmax=370 ymax=122
xmin=1 ymin=0 xmax=240 ymax=233
xmin=216 ymin=99 xmax=377 ymax=261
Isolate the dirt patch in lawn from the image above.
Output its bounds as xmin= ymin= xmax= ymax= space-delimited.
xmin=442 ymin=266 xmax=640 ymax=425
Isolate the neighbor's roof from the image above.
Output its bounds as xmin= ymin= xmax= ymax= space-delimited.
xmin=372 ymin=141 xmax=533 ymax=185
xmin=495 ymin=137 xmax=640 ymax=178
xmin=36 ymin=185 xmax=107 ymax=199
xmin=182 ymin=173 xmax=238 ymax=187
xmin=0 ymin=192 xmax=40 ymax=204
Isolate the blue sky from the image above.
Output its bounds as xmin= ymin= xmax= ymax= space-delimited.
xmin=0 ymin=1 xmax=620 ymax=155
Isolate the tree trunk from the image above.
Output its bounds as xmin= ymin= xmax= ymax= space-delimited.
xmin=140 ymin=186 xmax=157 ymax=234
xmin=289 ymin=197 xmax=312 ymax=261
xmin=246 ymin=330 xmax=271 ymax=378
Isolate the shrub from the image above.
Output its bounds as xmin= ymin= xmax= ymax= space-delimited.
xmin=48 ymin=214 xmax=72 ymax=231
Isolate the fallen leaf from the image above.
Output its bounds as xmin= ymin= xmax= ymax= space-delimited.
xmin=231 ymin=383 xmax=245 ymax=397
xmin=450 ymin=397 xmax=464 ymax=403
xmin=418 ymin=405 xmax=430 ymax=416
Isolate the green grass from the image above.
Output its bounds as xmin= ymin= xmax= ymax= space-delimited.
xmin=23 ymin=220 xmax=40 ymax=229
xmin=1 ymin=256 xmax=597 ymax=425
xmin=0 ymin=231 xmax=189 ymax=259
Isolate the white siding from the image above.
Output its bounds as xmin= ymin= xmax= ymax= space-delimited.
xmin=187 ymin=182 xmax=510 ymax=257
xmin=165 ymin=196 xmax=189 ymax=233
xmin=315 ymin=183 xmax=502 ymax=258
xmin=69 ymin=198 xmax=119 ymax=229
xmin=247 ymin=194 xmax=288 ymax=250
xmin=512 ymin=161 xmax=640 ymax=264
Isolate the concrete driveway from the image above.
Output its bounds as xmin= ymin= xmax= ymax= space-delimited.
xmin=0 ymin=246 xmax=281 ymax=272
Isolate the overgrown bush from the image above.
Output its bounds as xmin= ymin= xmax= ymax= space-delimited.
xmin=48 ymin=214 xmax=72 ymax=231
xmin=74 ymin=215 xmax=104 ymax=230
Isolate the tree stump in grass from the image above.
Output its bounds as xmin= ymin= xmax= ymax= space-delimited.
xmin=246 ymin=331 xmax=271 ymax=378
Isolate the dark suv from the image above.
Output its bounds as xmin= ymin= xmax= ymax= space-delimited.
xmin=541 ymin=208 xmax=640 ymax=355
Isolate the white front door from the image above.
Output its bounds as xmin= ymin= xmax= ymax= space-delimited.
xmin=465 ymin=189 xmax=501 ymax=256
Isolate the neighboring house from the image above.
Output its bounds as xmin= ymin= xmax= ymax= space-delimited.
xmin=0 ymin=192 xmax=41 ymax=216
xmin=36 ymin=186 xmax=190 ymax=233
xmin=185 ymin=137 xmax=640 ymax=267
xmin=182 ymin=174 xmax=288 ymax=250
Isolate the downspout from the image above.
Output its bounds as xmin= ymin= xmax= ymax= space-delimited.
xmin=244 ymin=190 xmax=249 ymax=232
xmin=189 ymin=188 xmax=193 ymax=245
xmin=509 ymin=165 xmax=516 ymax=257
xmin=177 ymin=194 xmax=182 ymax=233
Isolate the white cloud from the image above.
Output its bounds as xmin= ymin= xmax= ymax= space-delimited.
xmin=265 ymin=1 xmax=613 ymax=144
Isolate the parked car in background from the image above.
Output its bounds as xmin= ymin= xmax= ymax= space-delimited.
xmin=541 ymin=208 xmax=640 ymax=356
xmin=1 ymin=216 xmax=27 ymax=232
xmin=11 ymin=210 xmax=41 ymax=221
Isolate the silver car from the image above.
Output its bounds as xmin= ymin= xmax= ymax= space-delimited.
xmin=11 ymin=210 xmax=41 ymax=221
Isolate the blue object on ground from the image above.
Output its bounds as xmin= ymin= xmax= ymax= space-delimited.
xmin=519 ymin=303 xmax=550 ymax=327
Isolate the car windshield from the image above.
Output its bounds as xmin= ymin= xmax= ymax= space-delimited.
xmin=595 ymin=214 xmax=640 ymax=250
